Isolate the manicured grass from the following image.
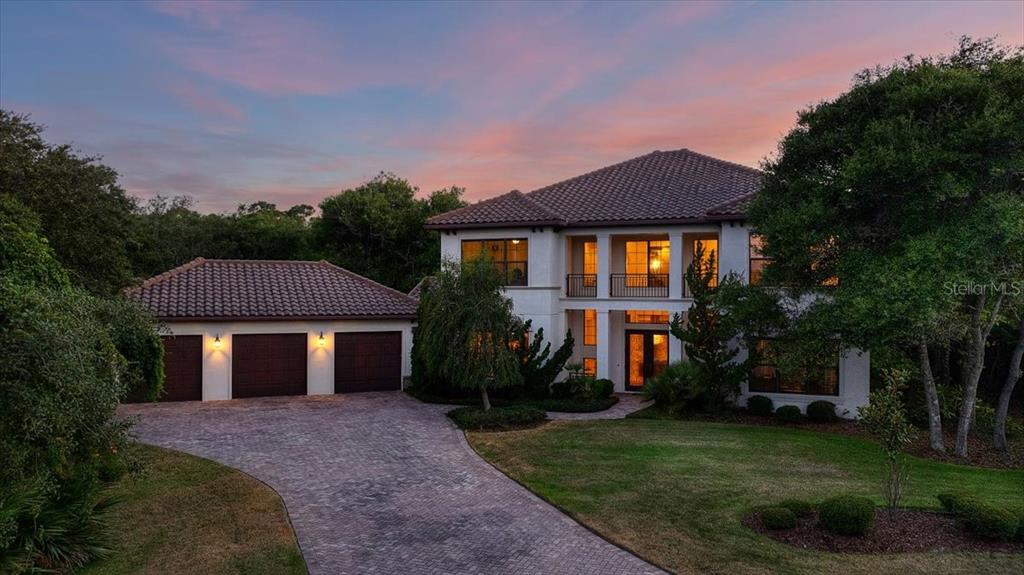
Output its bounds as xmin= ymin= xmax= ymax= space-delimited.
xmin=82 ymin=445 xmax=306 ymax=575
xmin=469 ymin=419 xmax=1024 ymax=575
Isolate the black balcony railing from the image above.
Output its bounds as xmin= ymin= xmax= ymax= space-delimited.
xmin=610 ymin=274 xmax=669 ymax=298
xmin=566 ymin=274 xmax=597 ymax=297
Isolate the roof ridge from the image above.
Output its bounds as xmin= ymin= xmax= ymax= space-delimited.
xmin=200 ymin=258 xmax=324 ymax=265
xmin=424 ymin=189 xmax=519 ymax=224
xmin=317 ymin=260 xmax=418 ymax=304
xmin=706 ymin=190 xmax=758 ymax=212
xmin=135 ymin=257 xmax=207 ymax=290
xmin=673 ymin=147 xmax=762 ymax=174
xmin=510 ymin=189 xmax=564 ymax=222
xmin=526 ymin=150 xmax=663 ymax=200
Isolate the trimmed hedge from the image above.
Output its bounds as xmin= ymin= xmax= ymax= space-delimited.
xmin=592 ymin=378 xmax=615 ymax=399
xmin=535 ymin=396 xmax=618 ymax=413
xmin=761 ymin=507 xmax=796 ymax=530
xmin=778 ymin=499 xmax=815 ymax=519
xmin=447 ymin=405 xmax=546 ymax=431
xmin=937 ymin=492 xmax=1018 ymax=541
xmin=775 ymin=405 xmax=803 ymax=423
xmin=747 ymin=395 xmax=774 ymax=417
xmin=818 ymin=495 xmax=874 ymax=536
xmin=937 ymin=491 xmax=982 ymax=514
xmin=806 ymin=400 xmax=837 ymax=422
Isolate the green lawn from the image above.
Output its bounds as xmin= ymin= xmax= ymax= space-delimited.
xmin=82 ymin=445 xmax=306 ymax=575
xmin=469 ymin=419 xmax=1024 ymax=575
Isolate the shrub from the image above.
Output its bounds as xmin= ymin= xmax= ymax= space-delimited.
xmin=806 ymin=400 xmax=838 ymax=422
xmin=551 ymin=378 xmax=573 ymax=399
xmin=592 ymin=378 xmax=615 ymax=399
xmin=818 ymin=495 xmax=875 ymax=536
xmin=937 ymin=491 xmax=982 ymax=514
xmin=535 ymin=397 xmax=617 ymax=413
xmin=959 ymin=501 xmax=1018 ymax=541
xmin=778 ymin=499 xmax=815 ymax=519
xmin=858 ymin=371 xmax=913 ymax=514
xmin=775 ymin=405 xmax=803 ymax=423
xmin=761 ymin=507 xmax=796 ymax=530
xmin=747 ymin=395 xmax=774 ymax=417
xmin=512 ymin=322 xmax=575 ymax=399
xmin=642 ymin=361 xmax=701 ymax=415
xmin=1016 ymin=513 xmax=1024 ymax=542
xmin=447 ymin=405 xmax=546 ymax=431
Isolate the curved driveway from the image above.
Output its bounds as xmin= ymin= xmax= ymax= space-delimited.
xmin=121 ymin=393 xmax=662 ymax=575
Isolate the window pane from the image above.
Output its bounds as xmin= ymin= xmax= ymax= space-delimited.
xmin=583 ymin=357 xmax=597 ymax=376
xmin=626 ymin=241 xmax=648 ymax=277
xmin=584 ymin=309 xmax=597 ymax=346
xmin=694 ymin=239 xmax=718 ymax=287
xmin=625 ymin=310 xmax=670 ymax=324
xmin=462 ymin=240 xmax=483 ymax=261
xmin=649 ymin=240 xmax=669 ymax=275
xmin=484 ymin=240 xmax=506 ymax=261
xmin=750 ymin=338 xmax=839 ymax=396
xmin=583 ymin=241 xmax=597 ymax=275
xmin=507 ymin=239 xmax=528 ymax=261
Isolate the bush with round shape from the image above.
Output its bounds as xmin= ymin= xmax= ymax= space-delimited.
xmin=447 ymin=405 xmax=546 ymax=431
xmin=818 ymin=495 xmax=875 ymax=536
xmin=761 ymin=507 xmax=796 ymax=530
xmin=806 ymin=400 xmax=838 ymax=422
xmin=775 ymin=405 xmax=803 ymax=423
xmin=747 ymin=395 xmax=774 ymax=417
xmin=592 ymin=378 xmax=615 ymax=399
xmin=778 ymin=499 xmax=815 ymax=519
xmin=937 ymin=491 xmax=982 ymax=514
xmin=958 ymin=501 xmax=1018 ymax=541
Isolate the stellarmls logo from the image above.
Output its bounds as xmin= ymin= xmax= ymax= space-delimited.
xmin=945 ymin=280 xmax=1024 ymax=297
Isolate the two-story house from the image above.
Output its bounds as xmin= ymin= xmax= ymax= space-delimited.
xmin=425 ymin=149 xmax=870 ymax=417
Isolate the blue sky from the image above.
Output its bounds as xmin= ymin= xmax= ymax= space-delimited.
xmin=2 ymin=1 xmax=1021 ymax=212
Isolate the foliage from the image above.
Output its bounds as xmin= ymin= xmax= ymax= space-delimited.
xmin=533 ymin=396 xmax=617 ymax=413
xmin=858 ymin=371 xmax=914 ymax=513
xmin=672 ymin=243 xmax=751 ymax=413
xmin=0 ymin=195 xmax=70 ymax=290
xmin=413 ymin=256 xmax=522 ymax=409
xmin=774 ymin=405 xmax=802 ymax=423
xmin=641 ymin=361 xmax=701 ymax=416
xmin=958 ymin=500 xmax=1019 ymax=541
xmin=909 ymin=384 xmax=1024 ymax=439
xmin=806 ymin=401 xmax=838 ymax=423
xmin=1 ymin=110 xmax=136 ymax=294
xmin=447 ymin=405 xmax=547 ymax=431
xmin=93 ymin=298 xmax=165 ymax=402
xmin=746 ymin=395 xmax=774 ymax=417
xmin=937 ymin=491 xmax=983 ymax=514
xmin=511 ymin=320 xmax=575 ymax=399
xmin=315 ymin=173 xmax=466 ymax=292
xmin=761 ymin=507 xmax=796 ymax=530
xmin=818 ymin=495 xmax=875 ymax=537
xmin=778 ymin=499 xmax=815 ymax=519
xmin=592 ymin=379 xmax=615 ymax=399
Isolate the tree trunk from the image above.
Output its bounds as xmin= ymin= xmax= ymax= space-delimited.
xmin=918 ymin=341 xmax=945 ymax=453
xmin=955 ymin=292 xmax=1004 ymax=458
xmin=480 ymin=385 xmax=492 ymax=411
xmin=993 ymin=315 xmax=1024 ymax=451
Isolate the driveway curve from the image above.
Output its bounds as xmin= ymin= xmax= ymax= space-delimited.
xmin=121 ymin=393 xmax=662 ymax=575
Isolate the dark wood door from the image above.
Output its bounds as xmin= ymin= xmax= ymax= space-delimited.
xmin=232 ymin=333 xmax=308 ymax=398
xmin=625 ymin=330 xmax=669 ymax=391
xmin=335 ymin=331 xmax=403 ymax=393
xmin=160 ymin=335 xmax=203 ymax=401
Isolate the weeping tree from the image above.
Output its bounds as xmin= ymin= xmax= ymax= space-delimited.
xmin=415 ymin=255 xmax=522 ymax=410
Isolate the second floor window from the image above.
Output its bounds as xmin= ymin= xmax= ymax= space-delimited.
xmin=749 ymin=234 xmax=770 ymax=285
xmin=625 ymin=240 xmax=670 ymax=287
xmin=693 ymin=239 xmax=718 ymax=287
xmin=461 ymin=239 xmax=529 ymax=286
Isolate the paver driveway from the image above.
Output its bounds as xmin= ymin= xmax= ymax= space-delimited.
xmin=121 ymin=393 xmax=662 ymax=575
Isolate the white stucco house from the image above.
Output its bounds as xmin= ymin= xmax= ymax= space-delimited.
xmin=128 ymin=258 xmax=416 ymax=401
xmin=425 ymin=149 xmax=871 ymax=418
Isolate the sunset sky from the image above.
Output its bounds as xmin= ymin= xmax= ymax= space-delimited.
xmin=2 ymin=1 xmax=1021 ymax=212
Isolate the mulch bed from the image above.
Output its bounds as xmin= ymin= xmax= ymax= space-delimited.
xmin=744 ymin=509 xmax=1024 ymax=554
xmin=679 ymin=411 xmax=1024 ymax=470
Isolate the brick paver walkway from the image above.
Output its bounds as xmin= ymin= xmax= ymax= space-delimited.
xmin=547 ymin=393 xmax=652 ymax=421
xmin=120 ymin=393 xmax=662 ymax=575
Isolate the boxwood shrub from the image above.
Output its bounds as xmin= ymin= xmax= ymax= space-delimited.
xmin=761 ymin=507 xmax=796 ymax=530
xmin=775 ymin=405 xmax=803 ymax=423
xmin=818 ymin=495 xmax=874 ymax=536
xmin=937 ymin=491 xmax=982 ymax=514
xmin=447 ymin=405 xmax=546 ymax=431
xmin=961 ymin=502 xmax=1018 ymax=541
xmin=592 ymin=378 xmax=615 ymax=399
xmin=747 ymin=395 xmax=773 ymax=417
xmin=806 ymin=400 xmax=837 ymax=422
xmin=779 ymin=499 xmax=815 ymax=519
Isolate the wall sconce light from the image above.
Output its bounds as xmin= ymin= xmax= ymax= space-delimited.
xmin=317 ymin=331 xmax=326 ymax=347
xmin=511 ymin=239 xmax=521 ymax=245
xmin=213 ymin=334 xmax=222 ymax=350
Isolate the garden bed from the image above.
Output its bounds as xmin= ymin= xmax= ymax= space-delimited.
xmin=744 ymin=508 xmax=1023 ymax=554
xmin=406 ymin=387 xmax=618 ymax=414
xmin=447 ymin=405 xmax=548 ymax=431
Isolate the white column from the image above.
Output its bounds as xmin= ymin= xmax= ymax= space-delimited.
xmin=596 ymin=232 xmax=611 ymax=298
xmin=596 ymin=310 xmax=611 ymax=379
xmin=669 ymin=231 xmax=684 ymax=299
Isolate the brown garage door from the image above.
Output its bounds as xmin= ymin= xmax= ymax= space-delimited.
xmin=335 ymin=331 xmax=402 ymax=393
xmin=160 ymin=335 xmax=203 ymax=401
xmin=232 ymin=333 xmax=308 ymax=398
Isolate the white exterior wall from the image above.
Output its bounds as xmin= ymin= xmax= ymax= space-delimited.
xmin=161 ymin=319 xmax=413 ymax=401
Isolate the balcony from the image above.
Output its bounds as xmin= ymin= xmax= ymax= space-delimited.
xmin=566 ymin=274 xmax=597 ymax=297
xmin=611 ymin=274 xmax=669 ymax=298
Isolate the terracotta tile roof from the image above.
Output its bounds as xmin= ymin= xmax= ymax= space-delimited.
xmin=425 ymin=149 xmax=762 ymax=229
xmin=127 ymin=258 xmax=417 ymax=321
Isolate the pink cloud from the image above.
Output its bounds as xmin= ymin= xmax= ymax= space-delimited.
xmin=164 ymin=80 xmax=245 ymax=122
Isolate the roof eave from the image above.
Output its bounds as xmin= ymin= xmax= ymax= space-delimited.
xmin=159 ymin=313 xmax=417 ymax=323
xmin=424 ymin=219 xmax=565 ymax=231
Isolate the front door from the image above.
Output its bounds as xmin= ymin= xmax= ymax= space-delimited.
xmin=625 ymin=330 xmax=669 ymax=390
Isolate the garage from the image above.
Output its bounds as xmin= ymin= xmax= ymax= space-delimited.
xmin=335 ymin=332 xmax=403 ymax=392
xmin=232 ymin=333 xmax=308 ymax=398
xmin=160 ymin=335 xmax=203 ymax=401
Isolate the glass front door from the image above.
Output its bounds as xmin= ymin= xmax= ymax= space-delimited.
xmin=625 ymin=330 xmax=669 ymax=390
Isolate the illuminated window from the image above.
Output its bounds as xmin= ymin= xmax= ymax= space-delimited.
xmin=625 ymin=310 xmax=670 ymax=324
xmin=749 ymin=339 xmax=839 ymax=396
xmin=461 ymin=239 xmax=528 ymax=286
xmin=583 ymin=357 xmax=597 ymax=376
xmin=584 ymin=309 xmax=597 ymax=346
xmin=749 ymin=234 xmax=769 ymax=285
xmin=625 ymin=240 xmax=670 ymax=286
xmin=583 ymin=241 xmax=597 ymax=275
xmin=693 ymin=239 xmax=718 ymax=287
